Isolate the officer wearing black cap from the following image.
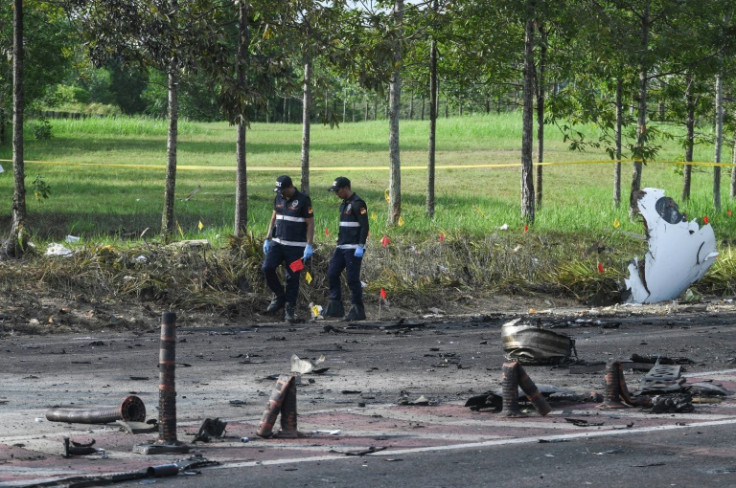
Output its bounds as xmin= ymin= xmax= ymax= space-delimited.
xmin=262 ymin=175 xmax=314 ymax=322
xmin=322 ymin=176 xmax=369 ymax=321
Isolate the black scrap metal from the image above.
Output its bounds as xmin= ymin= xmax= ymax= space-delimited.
xmin=192 ymin=418 xmax=227 ymax=443
xmin=63 ymin=438 xmax=99 ymax=458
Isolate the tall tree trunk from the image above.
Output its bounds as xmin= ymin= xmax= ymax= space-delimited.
xmin=364 ymin=98 xmax=369 ymax=121
xmin=427 ymin=20 xmax=438 ymax=218
xmin=614 ymin=77 xmax=622 ymax=207
xmin=301 ymin=58 xmax=312 ymax=195
xmin=629 ymin=7 xmax=650 ymax=218
xmin=731 ymin=135 xmax=736 ymax=199
xmin=0 ymin=107 xmax=6 ymax=145
xmin=421 ymin=96 xmax=425 ymax=120
xmin=714 ymin=71 xmax=723 ymax=212
xmin=535 ymin=25 xmax=547 ymax=209
xmin=161 ymin=60 xmax=179 ymax=241
xmin=388 ymin=0 xmax=403 ymax=225
xmin=409 ymin=91 xmax=414 ymax=119
xmin=3 ymin=0 xmax=26 ymax=258
xmin=233 ymin=2 xmax=249 ymax=237
xmin=343 ymin=88 xmax=348 ymax=124
xmin=521 ymin=13 xmax=535 ymax=224
xmin=682 ymin=73 xmax=695 ymax=202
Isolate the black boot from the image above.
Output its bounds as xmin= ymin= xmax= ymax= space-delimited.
xmin=284 ymin=303 xmax=297 ymax=323
xmin=265 ymin=295 xmax=285 ymax=315
xmin=321 ymin=299 xmax=344 ymax=318
xmin=344 ymin=303 xmax=366 ymax=321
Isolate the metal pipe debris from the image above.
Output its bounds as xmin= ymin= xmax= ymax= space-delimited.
xmin=46 ymin=395 xmax=146 ymax=424
xmin=601 ymin=360 xmax=626 ymax=408
xmin=516 ymin=363 xmax=551 ymax=416
xmin=158 ymin=311 xmax=178 ymax=443
xmin=501 ymin=361 xmax=522 ymax=417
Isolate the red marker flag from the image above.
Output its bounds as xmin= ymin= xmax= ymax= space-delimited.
xmin=524 ymin=225 xmax=528 ymax=233
xmin=381 ymin=235 xmax=390 ymax=247
xmin=289 ymin=259 xmax=305 ymax=272
xmin=729 ymin=210 xmax=733 ymax=217
xmin=597 ymin=262 xmax=605 ymax=274
xmin=704 ymin=216 xmax=709 ymax=224
xmin=439 ymin=233 xmax=445 ymax=242
xmin=325 ymin=228 xmax=330 ymax=236
xmin=380 ymin=288 xmax=387 ymax=300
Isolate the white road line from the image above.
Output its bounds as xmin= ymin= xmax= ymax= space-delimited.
xmin=214 ymin=417 xmax=736 ymax=470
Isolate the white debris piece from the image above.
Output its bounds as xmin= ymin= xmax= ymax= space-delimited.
xmin=45 ymin=243 xmax=73 ymax=258
xmin=625 ymin=188 xmax=718 ymax=304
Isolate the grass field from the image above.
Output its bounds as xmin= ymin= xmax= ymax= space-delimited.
xmin=1 ymin=112 xmax=735 ymax=312
xmin=0 ymin=112 xmax=732 ymax=247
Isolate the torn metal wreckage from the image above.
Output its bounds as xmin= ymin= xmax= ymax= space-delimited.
xmin=625 ymin=188 xmax=718 ymax=304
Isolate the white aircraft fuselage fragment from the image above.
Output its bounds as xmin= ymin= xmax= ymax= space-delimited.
xmin=625 ymin=188 xmax=718 ymax=304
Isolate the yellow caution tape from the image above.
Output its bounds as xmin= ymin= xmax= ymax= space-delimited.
xmin=3 ymin=158 xmax=736 ymax=171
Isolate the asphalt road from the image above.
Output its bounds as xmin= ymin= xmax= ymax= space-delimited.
xmin=2 ymin=302 xmax=736 ymax=487
xmin=118 ymin=423 xmax=736 ymax=488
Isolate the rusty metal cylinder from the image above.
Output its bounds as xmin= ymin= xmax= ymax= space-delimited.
xmin=257 ymin=374 xmax=293 ymax=438
xmin=46 ymin=395 xmax=146 ymax=424
xmin=601 ymin=360 xmax=625 ymax=408
xmin=158 ymin=311 xmax=178 ymax=442
xmin=279 ymin=377 xmax=298 ymax=438
xmin=501 ymin=361 xmax=523 ymax=417
xmin=516 ymin=364 xmax=552 ymax=416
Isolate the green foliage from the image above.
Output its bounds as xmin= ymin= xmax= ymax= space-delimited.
xmin=31 ymin=118 xmax=52 ymax=140
xmin=30 ymin=175 xmax=51 ymax=201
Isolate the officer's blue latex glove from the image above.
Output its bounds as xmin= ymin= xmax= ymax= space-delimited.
xmin=263 ymin=239 xmax=272 ymax=254
xmin=354 ymin=245 xmax=364 ymax=258
xmin=303 ymin=244 xmax=313 ymax=260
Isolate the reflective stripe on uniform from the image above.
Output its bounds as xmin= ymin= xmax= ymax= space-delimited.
xmin=276 ymin=215 xmax=307 ymax=223
xmin=339 ymin=222 xmax=361 ymax=227
xmin=272 ymin=238 xmax=308 ymax=247
xmin=337 ymin=244 xmax=361 ymax=249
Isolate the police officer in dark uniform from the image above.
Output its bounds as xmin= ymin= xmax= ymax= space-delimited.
xmin=322 ymin=176 xmax=369 ymax=321
xmin=262 ymin=175 xmax=314 ymax=322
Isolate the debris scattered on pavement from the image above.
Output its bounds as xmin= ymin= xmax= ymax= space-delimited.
xmin=192 ymin=418 xmax=227 ymax=443
xmin=465 ymin=392 xmax=503 ymax=412
xmin=502 ymin=318 xmax=576 ymax=365
xmin=685 ymin=381 xmax=732 ymax=396
xmin=345 ymin=446 xmax=387 ymax=456
xmin=116 ymin=419 xmax=158 ymax=434
xmin=313 ymin=429 xmax=342 ymax=435
xmin=600 ymin=360 xmax=652 ymax=408
xmin=638 ymin=360 xmax=685 ymax=394
xmin=649 ymin=393 xmax=694 ymax=413
xmin=565 ymin=418 xmax=604 ymax=427
xmin=291 ymin=353 xmax=327 ymax=374
xmin=397 ymin=394 xmax=436 ymax=406
xmin=631 ymin=353 xmax=694 ymax=365
xmin=46 ymin=395 xmax=147 ymax=424
xmin=257 ymin=375 xmax=300 ymax=438
xmin=63 ymin=437 xmax=106 ymax=458
xmin=624 ymin=188 xmax=718 ymax=304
